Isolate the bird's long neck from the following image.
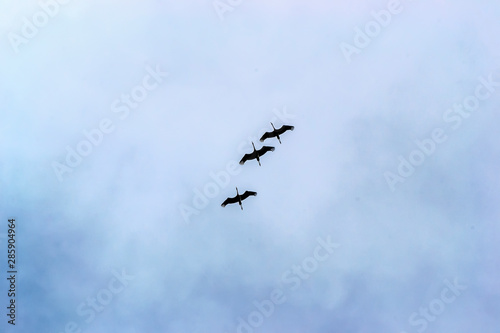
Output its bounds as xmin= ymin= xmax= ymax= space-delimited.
xmin=237 ymin=188 xmax=242 ymax=209
xmin=252 ymin=142 xmax=256 ymax=151
xmin=271 ymin=123 xmax=276 ymax=131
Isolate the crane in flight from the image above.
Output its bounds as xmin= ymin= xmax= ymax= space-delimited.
xmin=260 ymin=123 xmax=294 ymax=144
xmin=221 ymin=187 xmax=257 ymax=210
xmin=239 ymin=142 xmax=275 ymax=166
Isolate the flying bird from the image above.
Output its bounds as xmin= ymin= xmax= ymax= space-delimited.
xmin=260 ymin=122 xmax=294 ymax=144
xmin=221 ymin=187 xmax=257 ymax=210
xmin=239 ymin=142 xmax=275 ymax=166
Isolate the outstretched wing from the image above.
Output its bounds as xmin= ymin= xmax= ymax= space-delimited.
xmin=276 ymin=125 xmax=294 ymax=135
xmin=221 ymin=195 xmax=238 ymax=207
xmin=239 ymin=152 xmax=257 ymax=165
xmin=240 ymin=191 xmax=257 ymax=200
xmin=257 ymin=146 xmax=275 ymax=156
xmin=260 ymin=131 xmax=277 ymax=142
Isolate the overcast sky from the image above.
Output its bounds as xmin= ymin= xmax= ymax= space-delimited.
xmin=1 ymin=0 xmax=499 ymax=332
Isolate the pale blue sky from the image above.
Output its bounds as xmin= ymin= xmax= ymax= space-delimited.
xmin=0 ymin=0 xmax=499 ymax=332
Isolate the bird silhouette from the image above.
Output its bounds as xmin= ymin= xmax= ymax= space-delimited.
xmin=260 ymin=122 xmax=294 ymax=144
xmin=221 ymin=187 xmax=257 ymax=210
xmin=239 ymin=142 xmax=275 ymax=166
